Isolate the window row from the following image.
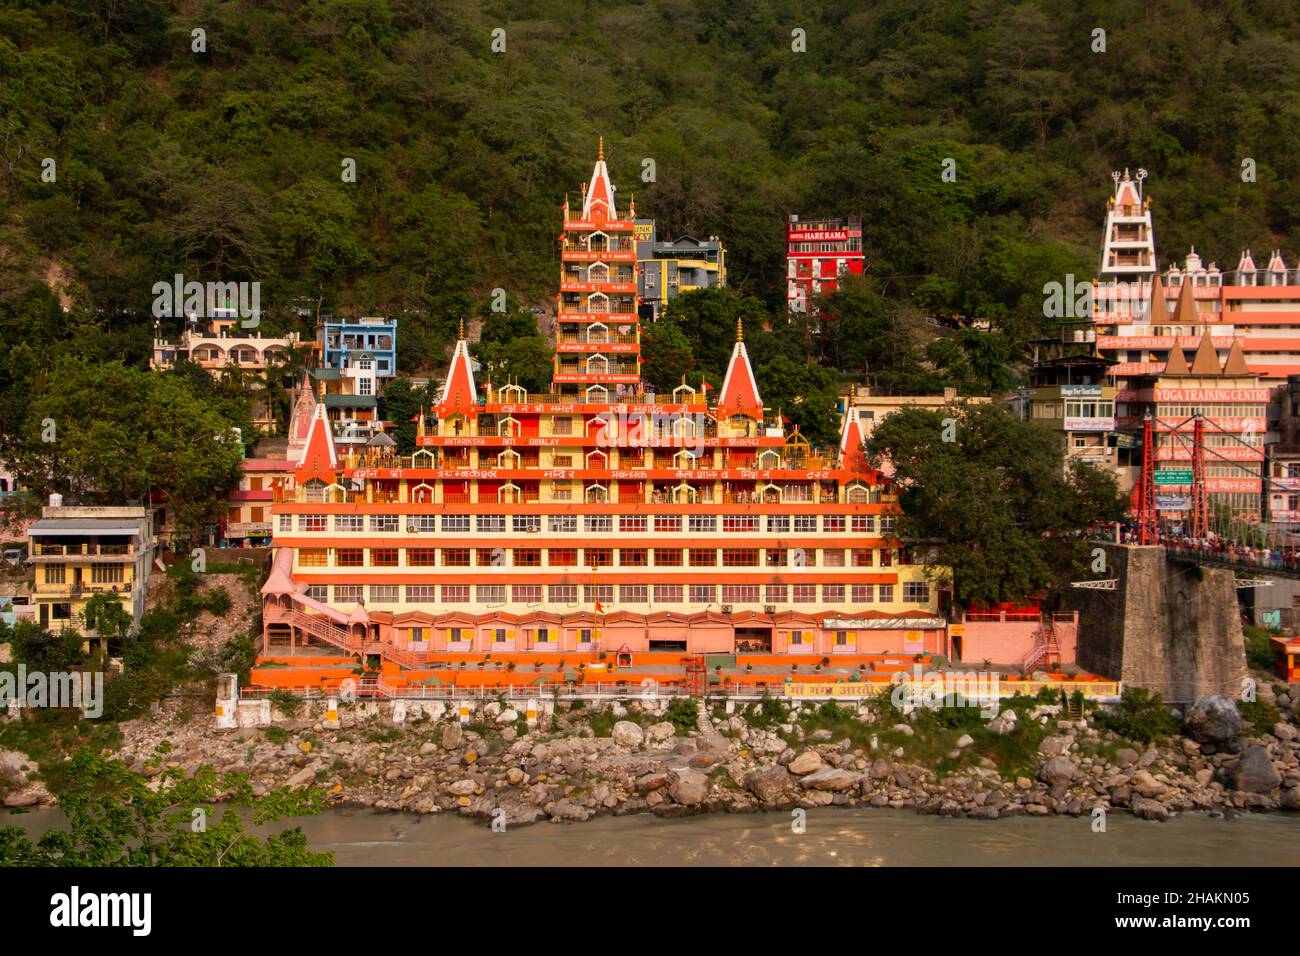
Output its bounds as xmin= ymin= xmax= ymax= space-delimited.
xmin=283 ymin=513 xmax=896 ymax=534
xmin=296 ymin=546 xmax=903 ymax=568
xmin=305 ymin=582 xmax=929 ymax=605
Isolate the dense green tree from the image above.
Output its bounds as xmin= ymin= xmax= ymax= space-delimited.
xmin=866 ymin=404 xmax=1127 ymax=606
xmin=0 ymin=750 xmax=332 ymax=866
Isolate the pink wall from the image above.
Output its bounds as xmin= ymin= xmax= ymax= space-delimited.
xmin=957 ymin=620 xmax=1040 ymax=666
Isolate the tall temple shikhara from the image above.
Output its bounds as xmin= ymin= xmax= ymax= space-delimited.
xmin=556 ymin=136 xmax=642 ymax=398
xmin=259 ymin=141 xmax=943 ymax=679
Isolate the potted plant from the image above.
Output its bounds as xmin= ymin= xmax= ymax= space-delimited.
xmin=745 ymin=663 xmax=753 ymax=673
xmin=820 ymin=657 xmax=830 ymax=668
xmin=507 ymin=661 xmax=516 ymax=672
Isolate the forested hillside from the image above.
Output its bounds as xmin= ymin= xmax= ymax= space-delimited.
xmin=2 ymin=0 xmax=1298 ymax=387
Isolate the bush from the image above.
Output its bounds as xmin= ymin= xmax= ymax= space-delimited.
xmin=1097 ymin=688 xmax=1178 ymax=743
xmin=264 ymin=726 xmax=289 ymax=744
xmin=1237 ymin=699 xmax=1280 ymax=736
xmin=665 ymin=697 xmax=698 ymax=734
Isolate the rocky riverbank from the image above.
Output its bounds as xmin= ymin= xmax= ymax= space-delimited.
xmin=92 ymin=688 xmax=1300 ymax=826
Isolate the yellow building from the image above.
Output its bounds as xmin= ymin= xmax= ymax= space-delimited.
xmin=840 ymin=385 xmax=990 ymax=439
xmin=27 ymin=501 xmax=155 ymax=646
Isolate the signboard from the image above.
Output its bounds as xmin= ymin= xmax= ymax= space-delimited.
xmin=1154 ymin=469 xmax=1193 ymax=485
xmin=1156 ymin=496 xmax=1190 ymax=511
xmin=784 ymin=683 xmax=883 ymax=699
xmin=1113 ymin=433 xmax=1140 ymax=450
xmin=1060 ymin=385 xmax=1104 ymax=398
xmin=1064 ymin=417 xmax=1116 ymax=432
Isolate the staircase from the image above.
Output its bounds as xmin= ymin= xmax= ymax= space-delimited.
xmin=290 ymin=608 xmax=427 ymax=671
xmin=1020 ymin=617 xmax=1062 ymax=673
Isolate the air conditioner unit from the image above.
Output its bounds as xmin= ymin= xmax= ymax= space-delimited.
xmin=721 ymin=604 xmax=733 ymax=613
xmin=407 ymin=523 xmax=418 ymax=533
xmin=763 ymin=604 xmax=776 ymax=614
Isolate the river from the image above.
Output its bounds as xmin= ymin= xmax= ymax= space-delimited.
xmin=8 ymin=807 xmax=1299 ymax=866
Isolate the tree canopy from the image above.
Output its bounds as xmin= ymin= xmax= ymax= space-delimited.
xmin=866 ymin=404 xmax=1127 ymax=606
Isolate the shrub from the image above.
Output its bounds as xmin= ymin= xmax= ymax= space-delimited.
xmin=665 ymin=697 xmax=698 ymax=734
xmin=1097 ymin=688 xmax=1178 ymax=743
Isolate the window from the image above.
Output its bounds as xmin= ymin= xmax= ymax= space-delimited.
xmin=584 ymin=584 xmax=614 ymax=604
xmin=549 ymin=548 xmax=578 ymax=566
xmin=442 ymin=585 xmax=470 ymax=603
xmin=619 ymin=548 xmax=647 ymax=567
xmin=477 ymin=585 xmax=506 ymax=604
xmin=620 ymin=515 xmax=647 ymax=532
xmin=335 ymin=515 xmax=363 ymax=532
xmin=689 ymin=584 xmax=715 ymax=604
xmin=653 ymin=548 xmax=682 ymax=566
xmin=852 ymin=549 xmax=873 ymax=567
xmin=278 ymin=515 xmax=293 ymax=532
xmin=304 ymin=585 xmax=327 ymax=601
xmin=370 ymin=514 xmax=399 ymax=532
xmin=722 ymin=514 xmax=758 ymax=532
xmin=822 ymin=584 xmax=845 ymax=603
xmin=722 ymin=585 xmax=760 ymax=604
xmin=878 ymin=584 xmax=895 ymax=603
xmin=300 ymin=515 xmax=327 ymax=531
xmin=851 ymin=584 xmax=875 ymax=603
xmin=552 ymin=417 xmax=573 ymax=435
xmin=792 ymin=584 xmax=817 ymax=603
xmin=477 ymin=514 xmax=506 ymax=532
xmin=407 ymin=548 xmax=437 ymax=566
xmin=688 ymin=515 xmax=717 ymax=533
xmin=879 ymin=549 xmax=893 ymax=567
xmin=765 ymin=584 xmax=787 ymax=603
xmin=689 ymin=548 xmax=716 ymax=567
xmin=903 ymin=582 xmax=930 ymax=603
xmin=766 ymin=549 xmax=787 ymax=567
xmin=722 ymin=548 xmax=759 ymax=567
xmin=334 ymin=585 xmax=363 ymax=603
xmin=766 ymin=515 xmax=790 ymax=533
xmin=406 ymin=585 xmax=436 ymax=602
xmin=794 ymin=515 xmax=817 ymax=532
xmin=299 ymin=548 xmax=328 ymax=567
xmin=823 ymin=515 xmax=845 ymax=532
xmin=823 ymin=549 xmax=845 ymax=567
xmin=91 ymin=564 xmax=124 ymax=584
xmin=880 ymin=515 xmax=897 ymax=534
xmin=514 ymin=585 xmax=542 ymax=603
xmin=550 ymin=584 xmax=578 ymax=603
xmin=621 ymin=584 xmax=648 ymax=603
xmin=371 ymin=548 xmax=398 ymax=567
xmin=584 ymin=515 xmax=612 ymax=532
xmin=548 ymin=515 xmax=577 ymax=532
xmin=654 ymin=584 xmax=683 ymax=603
xmin=851 ymin=515 xmax=875 ymax=533
xmin=654 ymin=515 xmax=681 ymax=533
xmin=584 ymin=548 xmax=613 ymax=567
xmin=513 ymin=515 xmax=541 ymax=533
xmin=370 ymin=585 xmax=399 ymax=603
xmin=514 ymin=549 xmax=541 ymax=567
xmin=335 ymin=548 xmax=364 ymax=567
xmin=442 ymin=514 xmax=470 ymax=532
xmin=442 ymin=548 xmax=470 ymax=567
xmin=476 ymin=548 xmax=502 ymax=567
xmin=412 ymin=515 xmax=438 ymax=531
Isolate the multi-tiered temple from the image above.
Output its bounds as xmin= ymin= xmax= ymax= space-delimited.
xmin=259 ymin=144 xmax=943 ymax=678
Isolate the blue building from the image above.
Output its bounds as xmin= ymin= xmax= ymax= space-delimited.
xmin=317 ymin=316 xmax=398 ymax=378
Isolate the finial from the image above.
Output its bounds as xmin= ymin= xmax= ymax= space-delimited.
xmin=736 ymin=318 xmax=743 ymax=342
xmin=598 ymin=136 xmax=604 ymax=161
xmin=458 ymin=318 xmax=465 ymax=339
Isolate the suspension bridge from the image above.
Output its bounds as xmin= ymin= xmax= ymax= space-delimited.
xmin=1127 ymin=410 xmax=1300 ymax=580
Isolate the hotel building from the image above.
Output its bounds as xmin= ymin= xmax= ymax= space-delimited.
xmin=260 ymin=144 xmax=943 ymax=669
xmin=786 ymin=214 xmax=864 ymax=314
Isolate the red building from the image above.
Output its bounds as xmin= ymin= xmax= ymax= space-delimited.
xmin=786 ymin=214 xmax=864 ymax=314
